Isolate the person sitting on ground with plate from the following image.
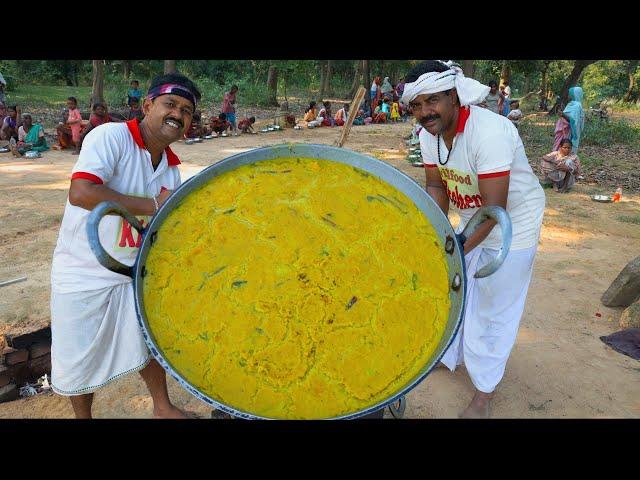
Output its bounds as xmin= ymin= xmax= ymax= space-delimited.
xmin=238 ymin=116 xmax=256 ymax=134
xmin=540 ymin=138 xmax=582 ymax=193
xmin=209 ymin=112 xmax=232 ymax=137
xmin=11 ymin=113 xmax=48 ymax=157
xmin=334 ymin=103 xmax=349 ymax=126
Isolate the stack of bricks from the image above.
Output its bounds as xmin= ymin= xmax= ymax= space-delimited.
xmin=0 ymin=326 xmax=52 ymax=403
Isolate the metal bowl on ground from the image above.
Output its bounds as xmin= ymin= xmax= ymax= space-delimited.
xmin=184 ymin=139 xmax=195 ymax=145
xmin=0 ymin=147 xmax=10 ymax=153
xmin=260 ymin=128 xmax=270 ymax=133
xmin=204 ymin=135 xmax=214 ymax=140
xmin=592 ymin=195 xmax=613 ymax=203
xmin=87 ymin=143 xmax=511 ymax=420
xmin=25 ymin=150 xmax=41 ymax=158
xmin=194 ymin=137 xmax=203 ymax=143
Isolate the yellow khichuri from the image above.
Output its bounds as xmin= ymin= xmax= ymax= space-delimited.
xmin=143 ymin=157 xmax=450 ymax=419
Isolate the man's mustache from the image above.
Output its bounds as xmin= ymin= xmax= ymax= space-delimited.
xmin=420 ymin=114 xmax=440 ymax=125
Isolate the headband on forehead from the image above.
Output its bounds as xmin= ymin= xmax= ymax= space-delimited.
xmin=147 ymin=83 xmax=198 ymax=108
xmin=401 ymin=62 xmax=489 ymax=107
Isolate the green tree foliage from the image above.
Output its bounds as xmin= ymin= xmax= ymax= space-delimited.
xmin=2 ymin=59 xmax=639 ymax=111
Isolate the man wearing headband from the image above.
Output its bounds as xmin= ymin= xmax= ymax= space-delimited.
xmin=403 ymin=61 xmax=545 ymax=418
xmin=50 ymin=73 xmax=201 ymax=418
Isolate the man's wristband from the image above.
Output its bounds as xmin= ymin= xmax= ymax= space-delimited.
xmin=152 ymin=195 xmax=159 ymax=213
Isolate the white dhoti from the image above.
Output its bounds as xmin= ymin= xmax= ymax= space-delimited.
xmin=440 ymin=244 xmax=537 ymax=393
xmin=51 ymin=283 xmax=150 ymax=396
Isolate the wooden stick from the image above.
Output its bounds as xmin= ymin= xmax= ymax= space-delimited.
xmin=0 ymin=277 xmax=27 ymax=288
xmin=336 ymin=86 xmax=366 ymax=148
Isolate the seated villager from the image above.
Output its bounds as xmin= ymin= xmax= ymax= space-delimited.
xmin=0 ymin=102 xmax=7 ymax=138
xmin=78 ymin=102 xmax=118 ymax=152
xmin=0 ymin=105 xmax=21 ymax=143
xmin=238 ymin=116 xmax=256 ymax=134
xmin=507 ymin=100 xmax=523 ymax=128
xmin=185 ymin=110 xmax=206 ymax=138
xmin=540 ymin=138 xmax=582 ymax=193
xmin=334 ymin=103 xmax=349 ymax=126
xmin=126 ymin=97 xmax=145 ymax=122
xmin=11 ymin=113 xmax=48 ymax=157
xmin=319 ymin=101 xmax=335 ymax=127
xmin=373 ymin=98 xmax=390 ymax=123
xmin=299 ymin=101 xmax=320 ymax=128
xmin=56 ymin=97 xmax=84 ymax=153
xmin=209 ymin=113 xmax=232 ymax=137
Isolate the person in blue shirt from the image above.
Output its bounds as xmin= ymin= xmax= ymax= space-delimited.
xmin=127 ymin=80 xmax=144 ymax=106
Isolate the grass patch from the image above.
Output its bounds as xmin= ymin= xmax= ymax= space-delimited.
xmin=583 ymin=117 xmax=640 ymax=147
xmin=617 ymin=215 xmax=640 ymax=225
xmin=5 ymin=84 xmax=92 ymax=109
xmin=580 ymin=155 xmax=605 ymax=168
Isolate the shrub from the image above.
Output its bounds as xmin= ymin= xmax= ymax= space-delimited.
xmin=582 ymin=117 xmax=640 ymax=147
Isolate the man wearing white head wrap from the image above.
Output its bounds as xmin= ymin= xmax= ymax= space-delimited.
xmin=404 ymin=61 xmax=546 ymax=418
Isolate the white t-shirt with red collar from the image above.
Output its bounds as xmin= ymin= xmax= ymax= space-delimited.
xmin=51 ymin=119 xmax=182 ymax=294
xmin=420 ymin=105 xmax=545 ymax=251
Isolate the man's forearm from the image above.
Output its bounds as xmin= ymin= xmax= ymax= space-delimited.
xmin=426 ymin=184 xmax=449 ymax=215
xmin=69 ymin=181 xmax=156 ymax=216
xmin=461 ymin=219 xmax=497 ymax=254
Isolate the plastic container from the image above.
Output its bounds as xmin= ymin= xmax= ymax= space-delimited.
xmin=612 ymin=187 xmax=622 ymax=202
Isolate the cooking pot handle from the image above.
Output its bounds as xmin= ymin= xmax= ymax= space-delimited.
xmin=87 ymin=201 xmax=145 ymax=278
xmin=458 ymin=206 xmax=512 ymax=279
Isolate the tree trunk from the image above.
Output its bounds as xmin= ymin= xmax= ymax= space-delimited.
xmin=548 ymin=60 xmax=596 ymax=115
xmin=323 ymin=60 xmax=332 ymax=97
xmin=523 ymin=75 xmax=530 ymax=97
xmin=349 ymin=60 xmax=363 ymax=98
xmin=319 ymin=61 xmax=327 ymax=100
xmin=500 ymin=62 xmax=511 ymax=87
xmin=363 ymin=60 xmax=371 ymax=106
xmin=539 ymin=62 xmax=550 ymax=111
xmin=123 ymin=60 xmax=131 ymax=80
xmin=623 ymin=62 xmax=637 ymax=102
xmin=91 ymin=60 xmax=105 ymax=108
xmin=164 ymin=60 xmax=176 ymax=74
xmin=266 ymin=66 xmax=279 ymax=107
xmin=462 ymin=60 xmax=475 ymax=78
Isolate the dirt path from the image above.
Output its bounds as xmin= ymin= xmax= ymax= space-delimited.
xmin=1 ymin=123 xmax=639 ymax=418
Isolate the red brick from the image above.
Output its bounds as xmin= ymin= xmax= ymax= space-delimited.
xmin=27 ymin=355 xmax=51 ymax=379
xmin=4 ymin=349 xmax=29 ymax=366
xmin=29 ymin=342 xmax=51 ymax=359
xmin=0 ymin=369 xmax=10 ymax=388
xmin=0 ymin=383 xmax=19 ymax=403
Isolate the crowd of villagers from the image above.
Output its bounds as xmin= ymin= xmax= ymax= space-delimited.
xmin=0 ymin=75 xmax=587 ymax=193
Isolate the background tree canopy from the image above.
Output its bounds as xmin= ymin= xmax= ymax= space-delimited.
xmin=1 ymin=60 xmax=638 ymax=110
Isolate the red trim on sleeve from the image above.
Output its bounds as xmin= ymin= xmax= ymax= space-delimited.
xmin=424 ymin=163 xmax=438 ymax=168
xmin=478 ymin=170 xmax=510 ymax=179
xmin=71 ymin=172 xmax=104 ymax=184
xmin=456 ymin=106 xmax=471 ymax=133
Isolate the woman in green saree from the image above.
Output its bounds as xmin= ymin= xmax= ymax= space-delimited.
xmin=13 ymin=114 xmax=48 ymax=156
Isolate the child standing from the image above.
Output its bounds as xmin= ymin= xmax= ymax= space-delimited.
xmin=127 ymin=80 xmax=144 ymax=106
xmin=66 ymin=97 xmax=84 ymax=155
xmin=222 ymin=85 xmax=239 ymax=136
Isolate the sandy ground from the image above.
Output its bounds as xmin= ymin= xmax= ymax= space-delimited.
xmin=1 ymin=122 xmax=639 ymax=419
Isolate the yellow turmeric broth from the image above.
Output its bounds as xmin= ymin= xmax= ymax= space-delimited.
xmin=143 ymin=157 xmax=450 ymax=418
